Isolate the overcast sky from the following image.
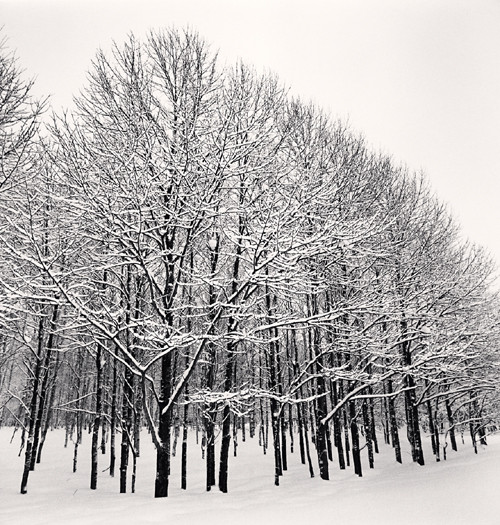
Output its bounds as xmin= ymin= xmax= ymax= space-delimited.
xmin=3 ymin=0 xmax=500 ymax=269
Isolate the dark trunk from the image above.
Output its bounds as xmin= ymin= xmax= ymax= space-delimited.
xmin=478 ymin=426 xmax=487 ymax=446
xmin=90 ymin=341 xmax=104 ymax=490
xmin=218 ymin=200 xmax=245 ymax=493
xmin=218 ymin=403 xmax=232 ymax=493
xmin=445 ymin=399 xmax=457 ymax=452
xmin=155 ymin=373 xmax=172 ymax=498
xmin=280 ymin=415 xmax=287 ymax=469
xmin=100 ymin=419 xmax=107 ymax=455
xmin=297 ymin=402 xmax=306 ymax=465
xmin=71 ymin=351 xmax=85 ymax=474
xmin=120 ymin=368 xmax=133 ymax=493
xmin=427 ymin=398 xmax=437 ymax=457
xmin=362 ymin=401 xmax=374 ymax=469
xmin=217 ymin=229 xmax=241 ymax=494
xmin=206 ymin=407 xmax=216 ymax=490
xmin=109 ymin=359 xmax=117 ymax=476
xmin=233 ymin=416 xmax=238 ymax=457
xmin=218 ymin=332 xmax=236 ymax=492
xmin=382 ymin=383 xmax=391 ymax=445
xmin=31 ymin=303 xmax=59 ymax=471
xmin=343 ymin=408 xmax=351 ymax=467
xmin=270 ymin=400 xmax=282 ymax=485
xmin=303 ymin=403 xmax=315 ymax=478
xmin=369 ymin=396 xmax=379 ymax=454
xmin=133 ymin=375 xmax=142 ymax=458
xmin=332 ymin=383 xmax=345 ymax=469
xmin=404 ymin=378 xmax=424 ymax=465
xmin=181 ymin=399 xmax=188 ymax=490
xmin=386 ymin=379 xmax=402 ymax=463
xmin=36 ymin=345 xmax=61 ymax=464
xmin=400 ymin=314 xmax=424 ymax=466
xmin=350 ymin=401 xmax=362 ymax=477
xmin=434 ymin=401 xmax=441 ymax=461
xmin=470 ymin=421 xmax=477 ymax=454
xmin=20 ymin=314 xmax=46 ymax=494
xmin=267 ymin=329 xmax=282 ymax=484
xmin=205 ymin=235 xmax=219 ymax=491
xmin=275 ymin=342 xmax=287 ymax=472
xmin=309 ymin=292 xmax=329 ymax=481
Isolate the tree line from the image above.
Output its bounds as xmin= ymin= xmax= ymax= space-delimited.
xmin=0 ymin=28 xmax=499 ymax=498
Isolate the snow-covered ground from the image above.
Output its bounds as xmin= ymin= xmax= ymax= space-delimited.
xmin=1 ymin=427 xmax=498 ymax=525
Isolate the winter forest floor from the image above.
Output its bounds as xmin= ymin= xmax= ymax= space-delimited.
xmin=1 ymin=428 xmax=499 ymax=525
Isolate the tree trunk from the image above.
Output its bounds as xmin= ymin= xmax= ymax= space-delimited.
xmin=404 ymin=377 xmax=424 ymax=465
xmin=350 ymin=400 xmax=362 ymax=477
xmin=218 ymin=340 xmax=236 ymax=493
xmin=386 ymin=379 xmax=402 ymax=463
xmin=181 ymin=398 xmax=188 ymax=490
xmin=362 ymin=400 xmax=374 ymax=469
xmin=434 ymin=400 xmax=441 ymax=461
xmin=109 ymin=359 xmax=117 ymax=476
xmin=303 ymin=403 xmax=315 ymax=478
xmin=100 ymin=419 xmax=107 ymax=455
xmin=400 ymin=314 xmax=424 ymax=466
xmin=343 ymin=408 xmax=351 ymax=467
xmin=20 ymin=313 xmax=46 ymax=494
xmin=31 ymin=303 xmax=59 ymax=471
xmin=205 ymin=235 xmax=219 ymax=491
xmin=332 ymin=382 xmax=345 ymax=469
xmin=427 ymin=398 xmax=437 ymax=457
xmin=155 ymin=362 xmax=172 ymax=498
xmin=218 ymin=404 xmax=232 ymax=493
xmin=120 ymin=367 xmax=133 ymax=493
xmin=90 ymin=341 xmax=104 ymax=490
xmin=445 ymin=399 xmax=457 ymax=452
xmin=369 ymin=395 xmax=379 ymax=454
xmin=267 ymin=325 xmax=283 ymax=485
xmin=218 ymin=205 xmax=244 ymax=493
xmin=297 ymin=402 xmax=306 ymax=465
xmin=36 ymin=343 xmax=61 ymax=464
xmin=309 ymin=292 xmax=329 ymax=481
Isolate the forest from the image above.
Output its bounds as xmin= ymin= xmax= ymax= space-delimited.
xmin=1 ymin=28 xmax=499 ymax=501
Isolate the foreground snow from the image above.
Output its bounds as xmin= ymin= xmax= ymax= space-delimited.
xmin=0 ymin=427 xmax=498 ymax=525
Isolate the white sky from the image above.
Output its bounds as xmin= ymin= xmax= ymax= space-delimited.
xmin=2 ymin=0 xmax=500 ymax=267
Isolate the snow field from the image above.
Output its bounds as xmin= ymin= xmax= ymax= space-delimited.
xmin=1 ymin=427 xmax=499 ymax=525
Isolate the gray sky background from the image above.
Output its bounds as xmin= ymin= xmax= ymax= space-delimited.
xmin=3 ymin=0 xmax=500 ymax=271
